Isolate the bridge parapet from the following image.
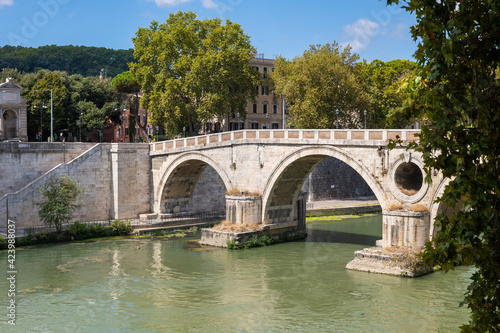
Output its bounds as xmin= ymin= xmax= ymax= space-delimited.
xmin=150 ymin=129 xmax=420 ymax=154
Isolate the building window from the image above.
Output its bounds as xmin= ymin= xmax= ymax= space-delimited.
xmin=263 ymin=103 xmax=268 ymax=114
xmin=262 ymin=124 xmax=268 ymax=129
xmin=238 ymin=122 xmax=244 ymax=130
xmin=272 ymin=123 xmax=279 ymax=129
xmin=251 ymin=122 xmax=259 ymax=129
xmin=255 ymin=86 xmax=259 ymax=94
xmin=263 ymin=67 xmax=268 ymax=79
xmin=252 ymin=66 xmax=259 ymax=72
xmin=262 ymin=86 xmax=268 ymax=96
xmin=273 ymin=104 xmax=278 ymax=114
xmin=253 ymin=103 xmax=257 ymax=113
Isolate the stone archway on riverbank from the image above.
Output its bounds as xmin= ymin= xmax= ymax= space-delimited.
xmin=2 ymin=109 xmax=18 ymax=139
xmin=0 ymin=78 xmax=27 ymax=141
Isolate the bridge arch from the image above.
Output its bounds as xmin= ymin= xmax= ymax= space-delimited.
xmin=154 ymin=152 xmax=232 ymax=214
xmin=261 ymin=146 xmax=387 ymax=224
xmin=428 ymin=177 xmax=465 ymax=241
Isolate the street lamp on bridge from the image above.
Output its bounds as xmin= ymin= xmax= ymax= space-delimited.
xmin=336 ymin=109 xmax=339 ymax=129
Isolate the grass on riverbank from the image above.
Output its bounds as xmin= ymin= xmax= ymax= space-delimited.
xmin=306 ymin=213 xmax=377 ymax=222
xmin=0 ymin=224 xmax=201 ymax=250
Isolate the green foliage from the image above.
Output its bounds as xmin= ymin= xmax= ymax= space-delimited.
xmin=67 ymin=221 xmax=111 ymax=240
xmin=66 ymin=221 xmax=89 ymax=240
xmin=130 ymin=11 xmax=260 ymax=137
xmin=273 ymin=42 xmax=370 ymax=129
xmin=110 ymin=220 xmax=133 ymax=236
xmin=147 ymin=229 xmax=188 ymax=238
xmin=387 ymin=0 xmax=500 ymax=331
xmin=358 ymin=59 xmax=417 ymax=128
xmin=0 ymin=236 xmax=6 ymax=250
xmin=112 ymin=71 xmax=140 ymax=94
xmin=36 ymin=175 xmax=82 ymax=233
xmin=25 ymin=72 xmax=69 ymax=138
xmin=227 ymin=234 xmax=275 ymax=249
xmin=15 ymin=231 xmax=69 ymax=247
xmin=0 ymin=45 xmax=133 ymax=77
xmin=112 ymin=71 xmax=149 ymax=142
xmin=76 ymin=100 xmax=106 ymax=139
xmin=88 ymin=223 xmax=111 ymax=238
xmin=15 ymin=69 xmax=118 ymax=141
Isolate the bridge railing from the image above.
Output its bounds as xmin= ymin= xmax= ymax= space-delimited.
xmin=150 ymin=129 xmax=420 ymax=152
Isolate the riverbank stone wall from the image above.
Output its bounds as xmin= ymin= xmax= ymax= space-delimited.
xmin=0 ymin=142 xmax=95 ymax=198
xmin=0 ymin=143 xmax=151 ymax=230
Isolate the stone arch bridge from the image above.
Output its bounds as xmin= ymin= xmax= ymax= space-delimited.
xmin=147 ymin=129 xmax=446 ymax=249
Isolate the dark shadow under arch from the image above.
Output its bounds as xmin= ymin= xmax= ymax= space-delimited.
xmin=159 ymin=161 xmax=227 ymax=216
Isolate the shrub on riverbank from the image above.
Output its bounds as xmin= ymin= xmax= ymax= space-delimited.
xmin=227 ymin=234 xmax=274 ymax=249
xmin=0 ymin=220 xmax=134 ymax=250
xmin=67 ymin=221 xmax=114 ymax=240
xmin=109 ymin=220 xmax=133 ymax=236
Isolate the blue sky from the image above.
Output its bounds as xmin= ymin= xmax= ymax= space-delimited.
xmin=0 ymin=0 xmax=417 ymax=62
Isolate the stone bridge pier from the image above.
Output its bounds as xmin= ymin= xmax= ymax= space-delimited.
xmin=147 ymin=129 xmax=446 ymax=251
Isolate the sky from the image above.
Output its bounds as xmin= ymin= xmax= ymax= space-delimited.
xmin=0 ymin=0 xmax=418 ymax=62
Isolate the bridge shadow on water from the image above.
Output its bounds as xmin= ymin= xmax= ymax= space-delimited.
xmin=304 ymin=228 xmax=379 ymax=247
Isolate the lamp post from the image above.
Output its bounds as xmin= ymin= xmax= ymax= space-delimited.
xmin=183 ymin=126 xmax=186 ymax=138
xmin=282 ymin=97 xmax=286 ymax=129
xmin=50 ymin=89 xmax=53 ymax=142
xmin=266 ymin=113 xmax=269 ymax=129
xmin=35 ymin=101 xmax=46 ymax=141
xmin=79 ymin=109 xmax=82 ymax=142
xmin=336 ymin=109 xmax=339 ymax=129
xmin=237 ymin=112 xmax=240 ymax=130
xmin=364 ymin=110 xmax=367 ymax=129
xmin=27 ymin=89 xmax=53 ymax=141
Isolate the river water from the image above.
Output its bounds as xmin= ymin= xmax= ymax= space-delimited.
xmin=1 ymin=214 xmax=472 ymax=332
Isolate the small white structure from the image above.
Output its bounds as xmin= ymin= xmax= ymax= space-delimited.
xmin=0 ymin=78 xmax=27 ymax=141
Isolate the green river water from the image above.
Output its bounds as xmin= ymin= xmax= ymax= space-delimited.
xmin=1 ymin=214 xmax=472 ymax=332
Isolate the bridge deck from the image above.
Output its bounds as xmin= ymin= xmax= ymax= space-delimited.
xmin=150 ymin=129 xmax=419 ymax=154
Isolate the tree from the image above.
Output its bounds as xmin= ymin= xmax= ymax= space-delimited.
xmin=130 ymin=11 xmax=261 ymax=137
xmin=0 ymin=45 xmax=134 ymax=77
xmin=273 ymin=42 xmax=370 ymax=129
xmin=358 ymin=59 xmax=417 ymax=128
xmin=18 ymin=69 xmax=118 ymax=141
xmin=76 ymin=100 xmax=105 ymax=140
xmin=112 ymin=71 xmax=148 ymax=142
xmin=36 ymin=175 xmax=82 ymax=233
xmin=24 ymin=72 xmax=69 ymax=140
xmin=387 ymin=1 xmax=500 ymax=331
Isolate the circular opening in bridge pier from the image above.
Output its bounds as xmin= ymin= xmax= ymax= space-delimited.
xmin=394 ymin=162 xmax=423 ymax=196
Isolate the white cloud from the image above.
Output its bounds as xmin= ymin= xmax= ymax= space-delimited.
xmin=390 ymin=23 xmax=409 ymax=40
xmin=342 ymin=18 xmax=380 ymax=51
xmin=202 ymin=0 xmax=219 ymax=9
xmin=152 ymin=0 xmax=191 ymax=7
xmin=150 ymin=0 xmax=220 ymax=10
xmin=0 ymin=0 xmax=14 ymax=10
